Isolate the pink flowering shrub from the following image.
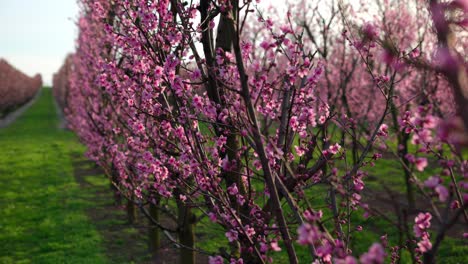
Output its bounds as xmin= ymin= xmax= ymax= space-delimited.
xmin=55 ymin=0 xmax=467 ymax=263
xmin=0 ymin=59 xmax=42 ymax=115
xmin=52 ymin=54 xmax=73 ymax=114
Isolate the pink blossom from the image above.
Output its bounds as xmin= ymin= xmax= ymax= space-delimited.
xmin=316 ymin=242 xmax=333 ymax=262
xmin=270 ymin=241 xmax=281 ymax=251
xmin=227 ymin=183 xmax=239 ymax=196
xmin=414 ymin=212 xmax=432 ymax=237
xmin=289 ymin=116 xmax=299 ymax=131
xmin=424 ymin=176 xmax=441 ymax=188
xmin=209 ymin=255 xmax=224 ymax=264
xmin=225 ymin=229 xmax=238 ymax=242
xmin=208 ymin=212 xmax=217 ymax=222
xmin=335 ymin=256 xmax=357 ymax=264
xmin=329 ymin=143 xmax=342 ymax=155
xmin=378 ymin=124 xmax=389 ymax=137
xmin=191 ymin=69 xmax=201 ymax=79
xmin=295 ymin=145 xmax=306 ymax=157
xmin=303 ymin=209 xmax=323 ymax=222
xmin=362 ymin=22 xmax=379 ymax=41
xmin=405 ymin=154 xmax=416 ymax=163
xmin=245 ymin=225 xmax=256 ymax=238
xmin=435 ymin=185 xmax=449 ymax=202
xmin=360 ymin=243 xmax=385 ymax=264
xmin=230 ymin=258 xmax=243 ymax=264
xmin=409 ymin=49 xmax=420 ymax=59
xmin=415 ymin=157 xmax=428 ymax=172
xmin=417 ymin=237 xmax=432 ymax=253
xmin=297 ymin=223 xmax=321 ymax=245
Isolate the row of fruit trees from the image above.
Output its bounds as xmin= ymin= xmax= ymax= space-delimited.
xmin=0 ymin=59 xmax=42 ymax=116
xmin=53 ymin=0 xmax=467 ymax=263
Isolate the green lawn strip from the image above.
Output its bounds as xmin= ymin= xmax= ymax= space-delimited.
xmin=0 ymin=89 xmax=107 ymax=264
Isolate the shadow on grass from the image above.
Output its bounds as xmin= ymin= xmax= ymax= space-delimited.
xmin=71 ymin=152 xmax=154 ymax=264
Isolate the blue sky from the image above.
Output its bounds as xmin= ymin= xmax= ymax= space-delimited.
xmin=0 ymin=0 xmax=78 ymax=85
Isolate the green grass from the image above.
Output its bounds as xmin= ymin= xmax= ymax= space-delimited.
xmin=0 ymin=89 xmax=107 ymax=263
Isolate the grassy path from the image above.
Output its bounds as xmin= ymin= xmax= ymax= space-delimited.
xmin=0 ymin=89 xmax=108 ymax=263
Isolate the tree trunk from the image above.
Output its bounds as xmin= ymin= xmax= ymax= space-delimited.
xmin=148 ymin=202 xmax=161 ymax=255
xmin=399 ymin=135 xmax=415 ymax=209
xmin=177 ymin=199 xmax=195 ymax=264
xmin=127 ymin=198 xmax=137 ymax=224
xmin=110 ymin=165 xmax=122 ymax=205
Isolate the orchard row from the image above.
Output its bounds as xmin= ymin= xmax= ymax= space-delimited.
xmin=0 ymin=59 xmax=42 ymax=115
xmin=53 ymin=1 xmax=467 ymax=263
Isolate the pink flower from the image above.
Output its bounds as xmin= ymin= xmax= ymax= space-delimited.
xmin=253 ymin=159 xmax=262 ymax=170
xmin=354 ymin=177 xmax=365 ymax=192
xmin=208 ymin=212 xmax=217 ymax=222
xmin=225 ymin=229 xmax=238 ymax=242
xmin=216 ymin=135 xmax=227 ymax=147
xmin=227 ymin=183 xmax=239 ymax=196
xmin=414 ymin=212 xmax=432 ymax=237
xmin=405 ymin=154 xmax=416 ymax=163
xmin=230 ymin=258 xmax=243 ymax=264
xmin=209 ymin=20 xmax=215 ymax=29
xmin=295 ymin=145 xmax=306 ymax=157
xmin=335 ymin=256 xmax=357 ymax=264
xmin=154 ymin=65 xmax=164 ymax=77
xmin=260 ymin=40 xmax=271 ymax=50
xmin=191 ymin=69 xmax=201 ymax=79
xmin=209 ymin=255 xmax=224 ymax=264
xmin=415 ymin=157 xmax=428 ymax=171
xmin=244 ymin=225 xmax=256 ymax=238
xmin=409 ymin=49 xmax=420 ymax=59
xmin=417 ymin=237 xmax=432 ymax=253
xmin=362 ymin=22 xmax=379 ymax=41
xmin=329 ymin=143 xmax=342 ymax=155
xmin=378 ymin=124 xmax=389 ymax=137
xmin=303 ymin=209 xmax=323 ymax=222
xmin=270 ymin=241 xmax=281 ymax=251
xmin=289 ymin=116 xmax=299 ymax=131
xmin=316 ymin=242 xmax=333 ymax=262
xmin=297 ymin=223 xmax=321 ymax=245
xmin=435 ymin=185 xmax=449 ymax=202
xmin=360 ymin=243 xmax=385 ymax=264
xmin=424 ymin=176 xmax=441 ymax=188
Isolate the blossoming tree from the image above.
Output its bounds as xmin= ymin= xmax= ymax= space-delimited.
xmin=0 ymin=59 xmax=42 ymax=116
xmin=54 ymin=0 xmax=467 ymax=263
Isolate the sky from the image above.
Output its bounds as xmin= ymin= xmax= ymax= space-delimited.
xmin=0 ymin=0 xmax=78 ymax=86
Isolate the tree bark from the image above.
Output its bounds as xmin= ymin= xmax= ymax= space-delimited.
xmin=148 ymin=202 xmax=161 ymax=255
xmin=176 ymin=199 xmax=196 ymax=264
xmin=127 ymin=198 xmax=137 ymax=224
